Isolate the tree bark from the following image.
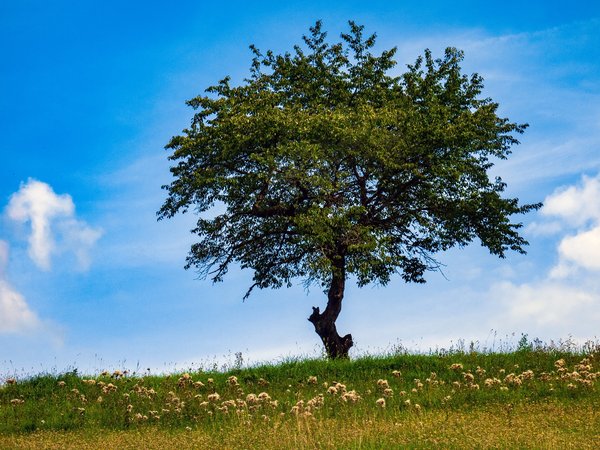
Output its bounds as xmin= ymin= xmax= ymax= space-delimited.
xmin=308 ymin=255 xmax=353 ymax=359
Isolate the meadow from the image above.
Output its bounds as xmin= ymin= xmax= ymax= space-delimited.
xmin=1 ymin=340 xmax=599 ymax=449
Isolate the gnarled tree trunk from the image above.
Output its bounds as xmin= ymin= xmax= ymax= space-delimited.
xmin=308 ymin=255 xmax=353 ymax=359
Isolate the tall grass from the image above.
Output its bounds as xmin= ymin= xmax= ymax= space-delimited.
xmin=1 ymin=341 xmax=599 ymax=448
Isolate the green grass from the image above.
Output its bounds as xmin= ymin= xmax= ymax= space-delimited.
xmin=1 ymin=347 xmax=599 ymax=448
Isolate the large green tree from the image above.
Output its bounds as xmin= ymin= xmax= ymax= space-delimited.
xmin=158 ymin=21 xmax=540 ymax=358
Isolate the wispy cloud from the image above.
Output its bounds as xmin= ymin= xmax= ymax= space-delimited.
xmin=6 ymin=179 xmax=103 ymax=271
xmin=0 ymin=240 xmax=41 ymax=334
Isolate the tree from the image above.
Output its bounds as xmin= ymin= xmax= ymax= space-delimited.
xmin=158 ymin=21 xmax=541 ymax=359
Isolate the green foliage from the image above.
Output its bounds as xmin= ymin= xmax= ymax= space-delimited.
xmin=1 ymin=349 xmax=598 ymax=434
xmin=158 ymin=20 xmax=540 ymax=297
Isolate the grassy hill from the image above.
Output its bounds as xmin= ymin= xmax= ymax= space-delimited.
xmin=1 ymin=347 xmax=599 ymax=448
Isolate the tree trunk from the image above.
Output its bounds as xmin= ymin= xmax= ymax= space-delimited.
xmin=308 ymin=255 xmax=353 ymax=359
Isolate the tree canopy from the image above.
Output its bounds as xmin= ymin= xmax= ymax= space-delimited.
xmin=158 ymin=21 xmax=540 ymax=358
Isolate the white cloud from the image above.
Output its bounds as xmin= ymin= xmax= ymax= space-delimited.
xmin=0 ymin=280 xmax=41 ymax=334
xmin=558 ymin=227 xmax=600 ymax=272
xmin=542 ymin=174 xmax=600 ymax=226
xmin=6 ymin=179 xmax=102 ymax=271
xmin=536 ymin=173 xmax=600 ymax=275
xmin=494 ymin=281 xmax=597 ymax=327
xmin=0 ymin=240 xmax=41 ymax=334
xmin=488 ymin=173 xmax=600 ymax=339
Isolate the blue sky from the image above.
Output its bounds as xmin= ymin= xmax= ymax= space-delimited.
xmin=1 ymin=1 xmax=600 ymax=374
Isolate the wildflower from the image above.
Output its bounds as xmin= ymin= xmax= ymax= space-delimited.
xmin=377 ymin=379 xmax=389 ymax=389
xmin=504 ymin=373 xmax=522 ymax=387
xmin=450 ymin=363 xmax=463 ymax=371
xmin=383 ymin=388 xmax=394 ymax=397
xmin=399 ymin=390 xmax=407 ymax=396
xmin=71 ymin=388 xmax=80 ymax=395
xmin=102 ymin=383 xmax=117 ymax=394
xmin=404 ymin=399 xmax=411 ymax=406
xmin=376 ymin=398 xmax=386 ymax=408
xmin=567 ymin=383 xmax=577 ymax=390
xmin=414 ymin=404 xmax=422 ymax=412
xmin=307 ymin=394 xmax=323 ymax=409
xmin=207 ymin=378 xmax=214 ymax=384
xmin=258 ymin=378 xmax=269 ymax=387
xmin=227 ymin=375 xmax=239 ymax=386
xmin=257 ymin=392 xmax=271 ymax=402
xmin=178 ymin=373 xmax=192 ymax=386
xmin=327 ymin=386 xmax=338 ymax=395
xmin=554 ymin=359 xmax=566 ymax=369
xmin=520 ymin=370 xmax=534 ymax=381
xmin=290 ymin=405 xmax=300 ymax=415
xmin=185 ymin=426 xmax=192 ymax=431
xmin=307 ymin=376 xmax=318 ymax=385
xmin=452 ymin=381 xmax=461 ymax=389
xmin=469 ymin=383 xmax=480 ymax=390
xmin=538 ymin=372 xmax=552 ymax=382
xmin=476 ymin=366 xmax=486 ymax=376
xmin=334 ymin=382 xmax=347 ymax=393
xmin=341 ymin=390 xmax=361 ymax=403
xmin=208 ymin=393 xmax=220 ymax=402
xmin=463 ymin=373 xmax=475 ymax=383
xmin=82 ymin=379 xmax=96 ymax=386
xmin=500 ymin=386 xmax=509 ymax=391
xmin=392 ymin=370 xmax=401 ymax=378
xmin=246 ymin=393 xmax=258 ymax=405
xmin=411 ymin=388 xmax=418 ymax=394
xmin=222 ymin=400 xmax=236 ymax=409
xmin=193 ymin=381 xmax=205 ymax=389
xmin=575 ymin=362 xmax=592 ymax=373
xmin=126 ymin=404 xmax=134 ymax=412
xmin=425 ymin=374 xmax=438 ymax=386
xmin=10 ymin=399 xmax=24 ymax=405
xmin=57 ymin=381 xmax=66 ymax=387
xmin=484 ymin=378 xmax=501 ymax=388
xmin=97 ymin=396 xmax=103 ymax=403
xmin=112 ymin=370 xmax=124 ymax=378
xmin=6 ymin=378 xmax=16 ymax=385
xmin=77 ymin=407 xmax=85 ymax=415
